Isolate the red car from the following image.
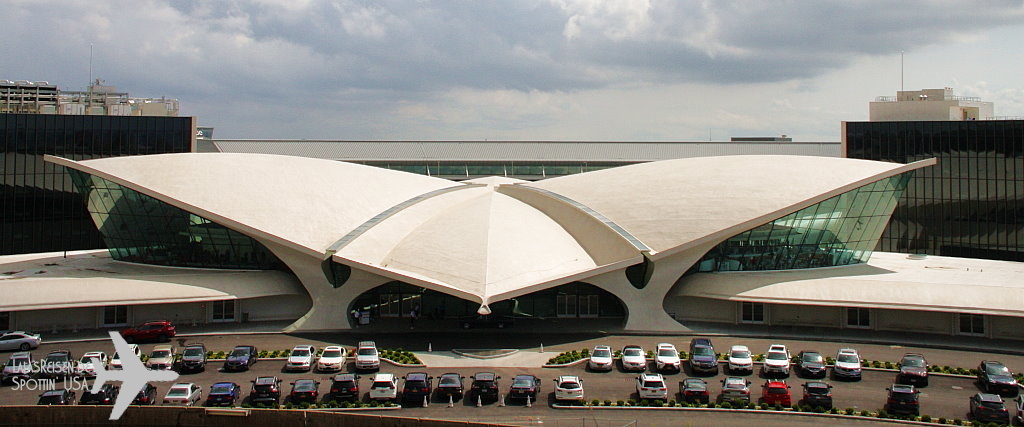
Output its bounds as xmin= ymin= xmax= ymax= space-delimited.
xmin=761 ymin=380 xmax=792 ymax=406
xmin=119 ymin=320 xmax=176 ymax=343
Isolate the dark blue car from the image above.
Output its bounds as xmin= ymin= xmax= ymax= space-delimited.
xmin=223 ymin=346 xmax=258 ymax=372
xmin=688 ymin=338 xmax=718 ymax=375
xmin=206 ymin=382 xmax=241 ymax=406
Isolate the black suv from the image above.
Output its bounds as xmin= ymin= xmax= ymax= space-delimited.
xmin=132 ymin=383 xmax=158 ymax=405
xmin=801 ymin=382 xmax=832 ymax=409
xmin=80 ymin=383 xmax=119 ymax=405
xmin=37 ymin=389 xmax=76 ymax=405
xmin=508 ymin=375 xmax=541 ymax=402
xmin=897 ymin=353 xmax=928 ymax=387
xmin=470 ymin=372 xmax=501 ymax=402
xmin=250 ymin=376 xmax=282 ymax=405
xmin=179 ymin=344 xmax=207 ymax=373
xmin=402 ymin=372 xmax=433 ymax=405
xmin=223 ymin=345 xmax=258 ymax=372
xmin=40 ymin=350 xmax=74 ymax=379
xmin=328 ymin=374 xmax=360 ymax=402
xmin=796 ymin=351 xmax=827 ymax=378
xmin=885 ymin=384 xmax=920 ymax=416
xmin=688 ymin=338 xmax=718 ymax=375
xmin=977 ymin=360 xmax=1019 ymax=396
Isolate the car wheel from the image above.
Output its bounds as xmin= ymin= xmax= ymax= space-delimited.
xmin=19 ymin=343 xmax=30 ymax=351
xmin=158 ymin=334 xmax=168 ymax=342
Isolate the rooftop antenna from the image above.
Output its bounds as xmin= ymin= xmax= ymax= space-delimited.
xmin=900 ymin=50 xmax=904 ymax=92
xmin=89 ymin=43 xmax=93 ymax=89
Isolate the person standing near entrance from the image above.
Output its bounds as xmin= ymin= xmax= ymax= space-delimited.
xmin=351 ymin=309 xmax=360 ymax=328
xmin=409 ymin=307 xmax=418 ymax=329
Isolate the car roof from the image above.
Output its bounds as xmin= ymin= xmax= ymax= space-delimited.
xmin=11 ymin=352 xmax=31 ymax=358
xmin=294 ymin=378 xmax=317 ymax=384
xmin=730 ymin=345 xmax=749 ymax=351
xmin=474 ymin=372 xmax=496 ymax=380
xmin=374 ymin=373 xmax=395 ymax=381
xmin=170 ymin=383 xmax=193 ymax=388
xmin=333 ymin=374 xmax=357 ymax=381
xmin=558 ymin=375 xmax=580 ymax=382
xmin=593 ymin=345 xmax=611 ymax=350
xmin=212 ymin=382 xmax=236 ymax=387
xmin=152 ymin=345 xmax=172 ymax=350
xmin=184 ymin=343 xmax=205 ymax=348
xmin=323 ymin=345 xmax=343 ymax=350
xmin=837 ymin=348 xmax=858 ymax=354
xmin=978 ymin=393 xmax=1003 ymax=402
xmin=805 ymin=381 xmax=829 ymax=388
xmin=640 ymin=373 xmax=663 ymax=380
xmin=41 ymin=390 xmax=65 ymax=396
xmin=623 ymin=345 xmax=642 ymax=349
xmin=683 ymin=378 xmax=707 ymax=386
xmin=406 ymin=372 xmax=429 ymax=381
xmin=657 ymin=342 xmax=675 ymax=348
xmin=83 ymin=351 xmax=104 ymax=357
xmin=232 ymin=345 xmax=254 ymax=350
xmin=891 ymin=384 xmax=915 ymax=392
xmin=292 ymin=344 xmax=313 ymax=350
xmin=358 ymin=341 xmax=376 ymax=347
xmin=255 ymin=377 xmax=278 ymax=384
xmin=440 ymin=372 xmax=462 ymax=378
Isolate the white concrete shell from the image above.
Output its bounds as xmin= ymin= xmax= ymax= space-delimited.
xmin=45 ymin=153 xmax=936 ymax=332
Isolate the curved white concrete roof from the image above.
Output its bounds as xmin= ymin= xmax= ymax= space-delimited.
xmin=525 ymin=155 xmax=933 ymax=258
xmin=674 ymin=252 xmax=1024 ymax=317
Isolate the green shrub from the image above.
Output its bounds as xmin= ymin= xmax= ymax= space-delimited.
xmin=859 ymin=410 xmax=870 ymax=417
xmin=826 ymin=357 xmax=835 ymax=365
xmin=604 ymin=399 xmax=612 ymax=406
xmin=773 ymin=404 xmax=782 ymax=411
xmin=844 ymin=407 xmax=855 ymax=415
xmin=921 ymin=415 xmax=932 ymax=423
xmin=883 ymin=361 xmax=894 ymax=369
xmin=720 ymin=401 xmax=732 ymax=409
xmin=668 ymin=399 xmax=676 ymax=406
xmin=616 ymin=400 xmax=625 ymax=406
xmin=877 ymin=409 xmax=888 ymax=418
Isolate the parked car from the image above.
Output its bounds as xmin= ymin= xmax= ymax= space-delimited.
xmin=316 ymin=345 xmax=346 ymax=372
xmin=355 ymin=341 xmax=380 ymax=371
xmin=249 ymin=376 xmax=282 ymax=405
xmin=832 ymin=348 xmax=862 ymax=380
xmin=132 ymin=383 xmax=158 ymax=405
xmin=0 ymin=331 xmax=41 ymax=351
xmin=37 ymin=389 xmax=76 ymax=405
xmin=436 ymin=373 xmax=465 ymax=401
xmin=206 ymin=382 xmax=241 ymax=407
xmin=1014 ymin=395 xmax=1024 ymax=425
xmin=970 ymin=392 xmax=1010 ymax=424
xmin=977 ymin=360 xmax=1019 ymax=396
xmin=119 ymin=320 xmax=175 ymax=343
xmin=761 ymin=380 xmax=792 ymax=406
xmin=470 ymin=372 xmax=501 ymax=402
xmin=727 ymin=345 xmax=753 ymax=375
xmin=509 ymin=375 xmax=542 ymax=402
xmin=655 ymin=343 xmax=681 ymax=372
xmin=76 ymin=351 xmax=108 ymax=378
xmin=40 ymin=350 xmax=74 ymax=378
xmin=689 ymin=338 xmax=718 ymax=375
xmin=80 ymin=383 xmax=119 ymax=405
xmin=554 ymin=376 xmax=585 ymax=402
xmin=796 ymin=351 xmax=827 ymax=378
xmin=401 ymin=372 xmax=433 ymax=405
xmin=109 ymin=344 xmax=140 ymax=370
xmin=146 ymin=345 xmax=175 ymax=371
xmin=635 ymin=373 xmax=669 ymax=400
xmin=719 ymin=377 xmax=752 ymax=403
xmin=3 ymin=352 xmax=34 ymax=384
xmin=761 ymin=344 xmax=791 ymax=378
xmin=328 ymin=373 xmax=360 ymax=402
xmin=163 ymin=383 xmax=202 ymax=406
xmin=285 ymin=345 xmax=316 ymax=372
xmin=368 ymin=373 xmax=398 ymax=401
xmin=588 ymin=345 xmax=614 ymax=372
xmin=679 ymin=378 xmax=710 ymax=404
xmin=289 ymin=379 xmax=320 ymax=404
xmin=885 ymin=384 xmax=920 ymax=416
xmin=620 ymin=345 xmax=647 ymax=372
xmin=223 ymin=345 xmax=258 ymax=371
xmin=801 ymin=381 xmax=833 ymax=409
xmin=896 ymin=353 xmax=928 ymax=387
xmin=179 ymin=344 xmax=207 ymax=373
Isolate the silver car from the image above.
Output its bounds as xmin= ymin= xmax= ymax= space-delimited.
xmin=0 ymin=331 xmax=41 ymax=351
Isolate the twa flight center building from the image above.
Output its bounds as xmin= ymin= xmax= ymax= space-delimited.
xmin=3 ymin=153 xmax=1024 ymax=341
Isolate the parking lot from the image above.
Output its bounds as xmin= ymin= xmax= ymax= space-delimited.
xmin=2 ymin=332 xmax=1023 ymax=423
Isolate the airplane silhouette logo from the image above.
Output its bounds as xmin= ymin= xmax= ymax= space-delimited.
xmin=89 ymin=331 xmax=179 ymax=420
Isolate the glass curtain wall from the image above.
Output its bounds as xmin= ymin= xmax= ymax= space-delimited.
xmin=68 ymin=170 xmax=283 ymax=270
xmin=697 ymin=173 xmax=912 ymax=272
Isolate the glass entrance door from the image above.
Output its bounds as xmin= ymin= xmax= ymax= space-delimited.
xmin=578 ymin=295 xmax=600 ymax=318
xmin=378 ymin=294 xmax=402 ymax=317
xmin=556 ymin=294 xmax=577 ymax=317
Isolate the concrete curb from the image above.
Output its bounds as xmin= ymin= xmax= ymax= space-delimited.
xmin=551 ymin=404 xmax=951 ymax=426
xmin=381 ymin=357 xmax=425 ymax=368
xmin=307 ymin=406 xmax=402 ymax=412
xmin=542 ymin=357 xmax=590 ymax=368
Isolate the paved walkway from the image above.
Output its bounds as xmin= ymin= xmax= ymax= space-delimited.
xmin=414 ymin=350 xmax=555 ymax=368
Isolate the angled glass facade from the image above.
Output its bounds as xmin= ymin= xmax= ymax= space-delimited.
xmin=697 ymin=174 xmax=912 ymax=272
xmin=845 ymin=120 xmax=1024 ymax=262
xmin=68 ymin=170 xmax=284 ymax=270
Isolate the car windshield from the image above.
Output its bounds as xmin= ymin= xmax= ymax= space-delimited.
xmin=643 ymin=380 xmax=664 ymax=388
xmin=693 ymin=347 xmax=714 ymax=357
xmin=986 ymin=364 xmax=1011 ymax=376
xmin=372 ymin=381 xmax=394 ymax=389
xmin=167 ymin=388 xmax=188 ymax=397
xmin=658 ymin=349 xmax=677 ymax=357
xmin=767 ymin=352 xmax=787 ymax=360
xmin=322 ymin=350 xmax=342 ymax=358
xmin=440 ymin=376 xmax=460 ymax=385
xmin=230 ymin=349 xmax=249 ymax=357
xmin=294 ymin=382 xmax=316 ymax=392
xmin=559 ymin=381 xmax=580 ymax=389
xmin=902 ymin=357 xmax=925 ymax=367
xmin=623 ymin=348 xmax=642 ymax=357
xmin=211 ymin=385 xmax=232 ymax=394
xmin=725 ymin=382 xmax=744 ymax=389
xmin=183 ymin=348 xmax=203 ymax=357
xmin=890 ymin=391 xmax=916 ymax=401
xmin=802 ymin=353 xmax=823 ymax=363
xmin=7 ymin=358 xmax=28 ymax=367
xmin=837 ymin=354 xmax=858 ymax=363
xmin=731 ymin=350 xmax=750 ymax=358
xmin=358 ymin=348 xmax=377 ymax=356
xmin=151 ymin=350 xmax=170 ymax=358
xmin=981 ymin=400 xmax=1006 ymax=410
xmin=291 ymin=349 xmax=310 ymax=357
xmin=513 ymin=378 xmax=534 ymax=387
xmin=768 ymin=388 xmax=788 ymax=394
xmin=593 ymin=349 xmax=611 ymax=358
xmin=807 ymin=386 xmax=828 ymax=394
xmin=79 ymin=356 xmax=94 ymax=363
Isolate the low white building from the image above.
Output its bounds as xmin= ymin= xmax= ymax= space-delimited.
xmin=869 ymin=87 xmax=994 ymax=121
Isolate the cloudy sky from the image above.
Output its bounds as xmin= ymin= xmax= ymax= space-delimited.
xmin=4 ymin=0 xmax=1023 ymax=141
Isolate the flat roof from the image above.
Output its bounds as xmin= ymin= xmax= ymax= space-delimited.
xmin=0 ymin=250 xmax=304 ymax=312
xmin=674 ymin=252 xmax=1024 ymax=317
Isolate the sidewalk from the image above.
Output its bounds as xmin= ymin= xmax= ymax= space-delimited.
xmin=414 ymin=351 xmax=554 ymax=368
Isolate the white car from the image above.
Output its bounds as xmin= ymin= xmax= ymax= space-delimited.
xmin=368 ymin=373 xmax=398 ymax=401
xmin=76 ymin=351 xmax=108 ymax=378
xmin=727 ymin=345 xmax=754 ymax=375
xmin=0 ymin=331 xmax=42 ymax=351
xmin=635 ymin=373 xmax=668 ymax=400
xmin=554 ymin=375 xmax=585 ymax=402
xmin=654 ymin=343 xmax=681 ymax=372
xmin=588 ymin=345 xmax=614 ymax=372
xmin=833 ymin=348 xmax=863 ymax=380
xmin=621 ymin=345 xmax=647 ymax=372
xmin=163 ymin=383 xmax=202 ymax=406
xmin=285 ymin=345 xmax=316 ymax=372
xmin=316 ymin=345 xmax=346 ymax=372
xmin=2 ymin=352 xmax=34 ymax=383
xmin=109 ymin=344 xmax=140 ymax=370
xmin=355 ymin=341 xmax=380 ymax=370
xmin=761 ymin=344 xmax=791 ymax=377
